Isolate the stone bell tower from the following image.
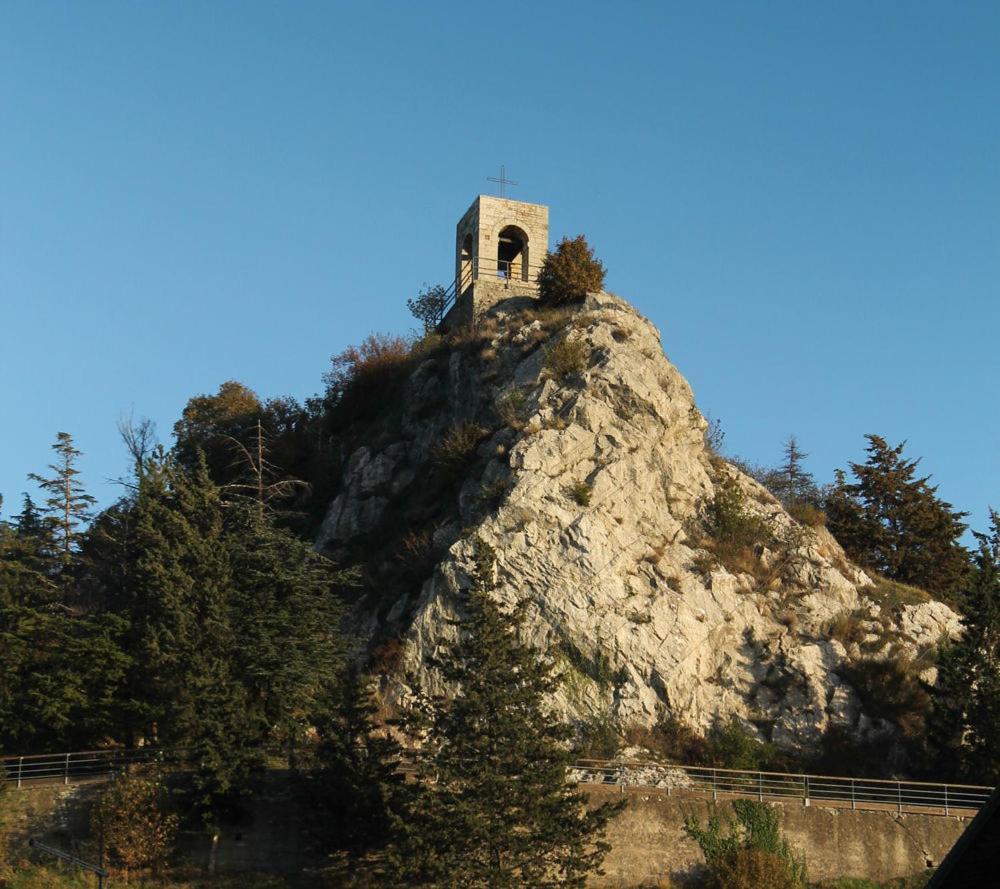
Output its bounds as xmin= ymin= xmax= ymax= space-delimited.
xmin=442 ymin=194 xmax=549 ymax=328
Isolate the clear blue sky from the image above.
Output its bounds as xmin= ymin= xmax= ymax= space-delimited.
xmin=2 ymin=2 xmax=998 ymax=535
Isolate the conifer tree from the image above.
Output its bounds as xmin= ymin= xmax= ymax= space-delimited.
xmin=28 ymin=431 xmax=96 ymax=568
xmin=776 ymin=435 xmax=815 ymax=506
xmin=930 ymin=511 xmax=1000 ymax=782
xmin=825 ymin=435 xmax=969 ymax=597
xmin=386 ymin=540 xmax=624 ymax=888
xmin=315 ymin=667 xmax=408 ymax=860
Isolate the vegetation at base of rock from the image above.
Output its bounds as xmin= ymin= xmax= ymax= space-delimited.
xmin=312 ymin=667 xmax=410 ymax=862
xmin=386 ymin=540 xmax=625 ymax=887
xmin=91 ymin=771 xmax=178 ymax=877
xmin=537 ymin=234 xmax=606 ymax=305
xmin=684 ymin=799 xmax=807 ymax=889
xmin=625 ymin=714 xmax=780 ymax=771
xmin=825 ymin=435 xmax=969 ymax=600
xmin=544 ymin=336 xmax=589 ymax=381
xmin=840 ymin=651 xmax=933 ymax=742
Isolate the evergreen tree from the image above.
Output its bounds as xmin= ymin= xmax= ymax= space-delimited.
xmin=386 ymin=540 xmax=624 ymax=888
xmin=315 ymin=667 xmax=408 ymax=860
xmin=825 ymin=435 xmax=969 ymax=597
xmin=28 ymin=431 xmax=96 ymax=568
xmin=931 ymin=511 xmax=1000 ymax=782
xmin=775 ymin=435 xmax=815 ymax=506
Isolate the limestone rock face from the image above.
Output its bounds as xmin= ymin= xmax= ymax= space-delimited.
xmin=317 ymin=293 xmax=959 ymax=752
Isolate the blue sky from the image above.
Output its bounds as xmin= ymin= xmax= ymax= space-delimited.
xmin=2 ymin=2 xmax=998 ymax=535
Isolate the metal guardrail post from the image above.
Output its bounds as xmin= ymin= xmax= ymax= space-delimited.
xmin=944 ymin=784 xmax=949 ymax=816
xmin=803 ymin=775 xmax=809 ymax=807
xmin=64 ymin=753 xmax=70 ymax=785
xmin=758 ymin=771 xmax=763 ymax=801
xmin=17 ymin=757 xmax=23 ymax=789
xmin=712 ymin=769 xmax=717 ymax=800
xmin=851 ymin=778 xmax=856 ymax=810
xmin=897 ymin=781 xmax=902 ymax=813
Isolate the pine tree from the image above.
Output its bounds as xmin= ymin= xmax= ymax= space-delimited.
xmin=825 ymin=435 xmax=969 ymax=598
xmin=28 ymin=431 xmax=96 ymax=568
xmin=386 ymin=540 xmax=624 ymax=888
xmin=930 ymin=511 xmax=1000 ymax=782
xmin=315 ymin=667 xmax=408 ymax=860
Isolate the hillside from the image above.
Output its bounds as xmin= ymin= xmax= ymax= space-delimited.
xmin=316 ymin=292 xmax=959 ymax=755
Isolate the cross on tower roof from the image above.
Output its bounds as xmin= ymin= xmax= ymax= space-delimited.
xmin=487 ymin=164 xmax=518 ymax=198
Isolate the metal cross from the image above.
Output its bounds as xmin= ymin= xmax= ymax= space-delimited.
xmin=487 ymin=164 xmax=518 ymax=198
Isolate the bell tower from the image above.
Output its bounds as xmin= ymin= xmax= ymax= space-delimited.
xmin=444 ymin=194 xmax=549 ymax=327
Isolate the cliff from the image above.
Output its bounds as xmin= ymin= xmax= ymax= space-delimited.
xmin=317 ymin=292 xmax=958 ymax=752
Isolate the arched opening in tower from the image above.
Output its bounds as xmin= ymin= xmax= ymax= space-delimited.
xmin=460 ymin=233 xmax=474 ymax=292
xmin=497 ymin=226 xmax=528 ymax=281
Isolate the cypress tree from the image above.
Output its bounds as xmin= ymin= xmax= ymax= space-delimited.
xmin=386 ymin=540 xmax=624 ymax=888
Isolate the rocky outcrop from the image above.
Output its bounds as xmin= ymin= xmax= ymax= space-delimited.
xmin=317 ymin=292 xmax=960 ymax=753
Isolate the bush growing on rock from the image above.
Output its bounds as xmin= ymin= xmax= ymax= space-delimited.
xmin=544 ymin=337 xmax=589 ymax=382
xmin=323 ymin=333 xmax=413 ymax=426
xmin=538 ymin=235 xmax=606 ymax=305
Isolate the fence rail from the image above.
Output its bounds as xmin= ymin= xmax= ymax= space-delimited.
xmin=570 ymin=759 xmax=994 ymax=817
xmin=3 ymin=747 xmax=991 ymax=818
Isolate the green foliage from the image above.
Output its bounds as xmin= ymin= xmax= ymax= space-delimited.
xmin=537 ymin=235 xmax=606 ymax=305
xmin=841 ymin=651 xmax=932 ymax=742
xmin=27 ymin=431 xmax=96 ymax=568
xmin=575 ymin=715 xmax=621 ymax=759
xmin=698 ymin=478 xmax=774 ymax=580
xmin=495 ymin=388 xmax=528 ymax=428
xmin=556 ymin=634 xmax=625 ymax=688
xmin=684 ymin=799 xmax=807 ymax=889
xmin=407 ymin=283 xmax=450 ymax=332
xmin=706 ymin=717 xmax=778 ymax=770
xmin=627 ymin=713 xmax=710 ymax=764
xmin=543 ymin=337 xmax=589 ymax=382
xmin=570 ymin=480 xmax=592 ymax=506
xmin=930 ymin=511 xmax=1000 ymax=782
xmin=432 ymin=422 xmax=488 ymax=475
xmin=825 ymin=435 xmax=969 ymax=598
xmin=314 ymin=667 xmax=409 ymax=860
xmin=386 ymin=540 xmax=625 ymax=887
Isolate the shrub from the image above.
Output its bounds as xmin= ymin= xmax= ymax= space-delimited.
xmin=479 ymin=476 xmax=511 ymax=511
xmin=576 ymin=716 xmax=621 ymax=759
xmin=407 ymin=283 xmax=450 ymax=332
xmin=787 ymin=500 xmax=826 ymax=527
xmin=700 ymin=479 xmax=774 ymax=581
xmin=543 ymin=337 xmax=589 ymax=382
xmin=91 ymin=772 xmax=178 ymax=878
xmin=323 ymin=333 xmax=412 ymax=425
xmin=432 ymin=422 xmax=488 ymax=475
xmin=626 ymin=713 xmax=709 ymax=764
xmin=538 ymin=235 xmax=606 ymax=305
xmin=706 ymin=717 xmax=778 ymax=770
xmin=684 ymin=799 xmax=807 ymax=889
xmin=570 ymin=480 xmax=592 ymax=506
xmin=841 ymin=653 xmax=932 ymax=740
xmin=495 ymin=388 xmax=528 ymax=428
xmin=828 ymin=610 xmax=868 ymax=646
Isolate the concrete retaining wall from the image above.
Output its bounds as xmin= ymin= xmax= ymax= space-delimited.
xmin=588 ymin=786 xmax=969 ymax=887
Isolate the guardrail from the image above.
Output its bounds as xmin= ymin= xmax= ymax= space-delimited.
xmin=434 ymin=258 xmax=547 ymax=325
xmin=4 ymin=746 xmax=991 ymax=818
xmin=1 ymin=747 xmax=176 ymax=788
xmin=571 ymin=760 xmax=994 ymax=817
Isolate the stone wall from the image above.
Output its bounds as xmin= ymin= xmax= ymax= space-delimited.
xmin=588 ymin=785 xmax=968 ymax=887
